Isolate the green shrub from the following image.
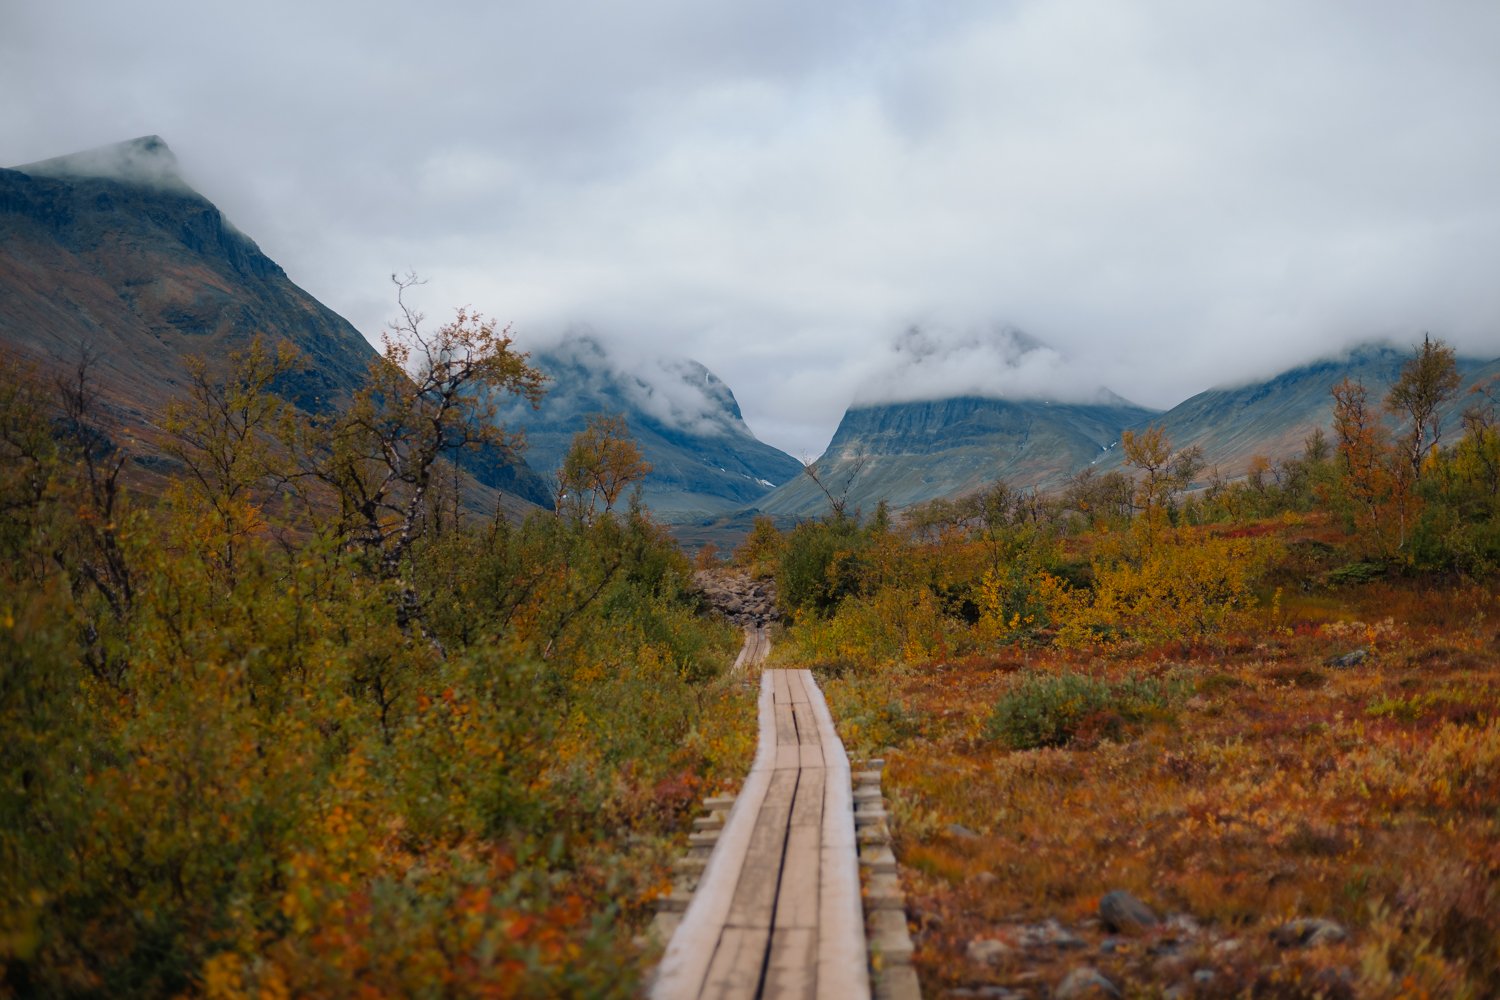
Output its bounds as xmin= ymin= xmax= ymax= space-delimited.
xmin=775 ymin=515 xmax=868 ymax=615
xmin=1327 ymin=560 xmax=1387 ymax=586
xmin=987 ymin=670 xmax=1186 ymax=750
xmin=822 ymin=669 xmax=921 ymax=757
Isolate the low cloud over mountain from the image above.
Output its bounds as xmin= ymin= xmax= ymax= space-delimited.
xmin=537 ymin=334 xmax=748 ymax=440
xmin=15 ymin=134 xmax=199 ymax=196
xmin=497 ymin=332 xmax=803 ymax=522
xmin=853 ymin=322 xmax=1118 ymax=408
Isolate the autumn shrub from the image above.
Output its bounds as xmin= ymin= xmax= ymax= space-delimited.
xmin=0 ymin=341 xmax=754 ymax=997
xmin=1052 ymin=532 xmax=1278 ymax=649
xmin=987 ymin=669 xmax=1188 ymax=750
xmin=787 ymin=583 xmax=967 ymax=670
xmin=819 ymin=667 xmax=921 ymax=757
xmin=974 ymin=538 xmax=1064 ymax=646
xmin=733 ymin=514 xmax=786 ymax=578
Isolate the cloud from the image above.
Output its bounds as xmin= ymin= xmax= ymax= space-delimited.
xmin=852 ymin=323 xmax=1104 ymax=407
xmin=3 ymin=0 xmax=1499 ymax=459
xmin=623 ymin=356 xmax=742 ymax=438
xmin=540 ymin=332 xmax=745 ymax=439
xmin=15 ymin=134 xmax=192 ymax=192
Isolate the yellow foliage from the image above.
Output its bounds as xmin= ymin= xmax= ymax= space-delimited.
xmin=1053 ymin=532 xmax=1278 ymax=649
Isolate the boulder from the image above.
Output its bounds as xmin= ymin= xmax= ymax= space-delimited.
xmin=1099 ymin=889 xmax=1159 ymax=934
xmin=1055 ymin=967 xmax=1122 ymax=999
xmin=1271 ymin=917 xmax=1348 ymax=948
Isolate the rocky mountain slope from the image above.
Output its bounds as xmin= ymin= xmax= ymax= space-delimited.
xmin=1097 ymin=344 xmax=1500 ymax=480
xmin=755 ymin=392 xmax=1159 ymax=518
xmin=496 ymin=335 xmax=804 ymax=522
xmin=0 ymin=135 xmax=551 ymax=508
xmin=752 ymin=343 xmax=1499 ymax=522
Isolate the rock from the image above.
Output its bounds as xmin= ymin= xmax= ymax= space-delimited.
xmin=969 ymin=870 xmax=1001 ymax=887
xmin=1193 ymin=968 xmax=1216 ymax=985
xmin=1165 ymin=913 xmax=1202 ymax=937
xmin=947 ymin=822 xmax=980 ymax=840
xmin=1018 ymin=919 xmax=1086 ymax=950
xmin=1099 ymin=889 xmax=1159 ymax=934
xmin=965 ymin=937 xmax=1013 ymax=966
xmin=1055 ymin=967 xmax=1122 ymax=999
xmin=1323 ymin=648 xmax=1368 ymax=668
xmin=692 ymin=569 xmax=780 ymax=626
xmin=1271 ymin=917 xmax=1348 ymax=948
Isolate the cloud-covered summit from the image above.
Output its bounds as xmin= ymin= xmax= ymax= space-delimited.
xmin=496 ymin=331 xmax=802 ymax=520
xmin=535 ymin=332 xmax=751 ymax=439
xmin=14 ymin=135 xmax=192 ymax=192
xmin=853 ymin=322 xmax=1127 ymax=409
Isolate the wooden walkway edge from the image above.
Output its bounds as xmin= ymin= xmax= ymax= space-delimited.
xmin=651 ymin=666 xmax=871 ymax=999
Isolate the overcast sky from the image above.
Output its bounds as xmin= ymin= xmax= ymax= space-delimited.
xmin=5 ymin=0 xmax=1500 ymax=458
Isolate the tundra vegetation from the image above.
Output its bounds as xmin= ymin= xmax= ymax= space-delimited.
xmin=762 ymin=337 xmax=1500 ymax=998
xmin=4 ymin=324 xmax=1498 ymax=998
xmin=0 ymin=308 xmax=753 ymax=997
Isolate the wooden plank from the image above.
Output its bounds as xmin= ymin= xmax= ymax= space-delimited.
xmin=805 ymin=675 xmax=872 ymax=1000
xmin=772 ymin=669 xmax=792 ymax=705
xmin=775 ymin=703 xmax=798 ymax=745
xmin=652 ymin=672 xmax=777 ymax=1000
xmin=763 ymin=927 xmax=817 ymax=1000
xmin=724 ymin=768 xmax=797 ymax=929
xmin=790 ymin=770 xmax=825 ymax=832
xmin=774 ymin=768 xmax=825 ymax=932
xmin=798 ymin=743 xmax=824 ymax=770
xmin=819 ymin=735 xmax=843 ymax=772
xmin=772 ymin=823 xmax=821 ymax=931
xmin=790 ymin=702 xmax=821 ymax=746
xmin=786 ymin=669 xmax=811 ymax=704
xmin=699 ymin=926 xmax=770 ymax=1000
xmin=730 ymin=625 xmax=768 ymax=674
xmin=778 ymin=668 xmax=800 ymax=704
xmin=774 ymin=743 xmax=801 ymax=770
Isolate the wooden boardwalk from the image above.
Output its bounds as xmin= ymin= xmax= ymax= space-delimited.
xmin=652 ymin=667 xmax=870 ymax=1000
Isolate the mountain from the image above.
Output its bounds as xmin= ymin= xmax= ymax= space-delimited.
xmin=496 ymin=336 xmax=804 ymax=522
xmin=0 ymin=135 xmax=551 ymax=508
xmin=756 ymin=342 xmax=1500 ymax=522
xmin=756 ymin=392 xmax=1160 ymax=518
xmin=1101 ymin=344 xmax=1500 ymax=480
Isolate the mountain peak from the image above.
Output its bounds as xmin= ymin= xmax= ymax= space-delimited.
xmin=12 ymin=135 xmax=191 ymax=192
